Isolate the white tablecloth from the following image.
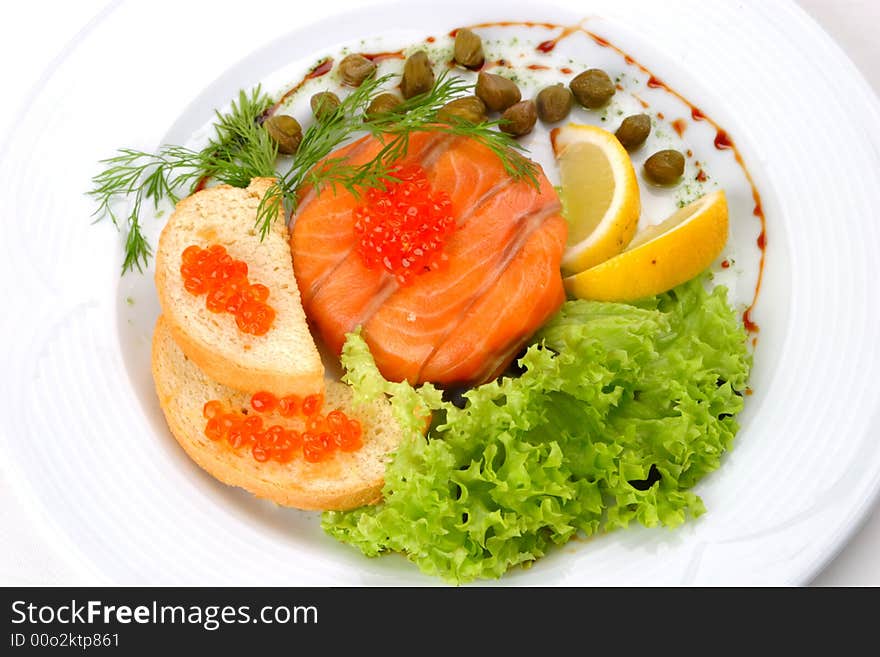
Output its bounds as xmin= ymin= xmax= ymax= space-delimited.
xmin=1 ymin=0 xmax=878 ymax=586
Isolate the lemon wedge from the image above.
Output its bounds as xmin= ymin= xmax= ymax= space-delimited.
xmin=551 ymin=123 xmax=641 ymax=274
xmin=564 ymin=190 xmax=729 ymax=302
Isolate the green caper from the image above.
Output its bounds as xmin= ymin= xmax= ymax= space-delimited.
xmin=338 ymin=53 xmax=376 ymax=87
xmin=615 ymin=114 xmax=651 ymax=150
xmin=453 ymin=28 xmax=484 ymax=69
xmin=401 ymin=51 xmax=435 ymax=99
xmin=500 ymin=100 xmax=537 ymax=137
xmin=365 ymin=92 xmax=403 ymax=120
xmin=437 ymin=96 xmax=488 ymax=125
xmin=263 ymin=114 xmax=302 ymax=155
xmin=570 ymin=68 xmax=615 ymax=109
xmin=644 ymin=149 xmax=685 ymax=185
xmin=535 ymin=83 xmax=573 ymax=123
xmin=475 ymin=71 xmax=521 ymax=112
xmin=310 ymin=91 xmax=341 ymax=122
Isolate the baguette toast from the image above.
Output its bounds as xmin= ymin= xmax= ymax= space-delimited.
xmin=151 ymin=315 xmax=403 ymax=510
xmin=154 ymin=177 xmax=323 ymax=398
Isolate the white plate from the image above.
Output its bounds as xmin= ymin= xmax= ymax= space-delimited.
xmin=1 ymin=0 xmax=879 ymax=586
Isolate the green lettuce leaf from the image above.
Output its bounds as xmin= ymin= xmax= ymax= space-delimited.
xmin=323 ymin=275 xmax=752 ymax=583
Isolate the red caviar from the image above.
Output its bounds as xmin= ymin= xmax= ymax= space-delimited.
xmin=302 ymin=393 xmax=324 ymax=416
xmin=202 ymin=400 xmax=224 ymax=419
xmin=180 ymin=244 xmax=276 ymax=336
xmin=277 ymin=395 xmax=301 ymax=417
xmin=250 ymin=390 xmax=278 ymax=413
xmin=202 ymin=394 xmax=361 ymax=464
xmin=352 ymin=163 xmax=455 ymax=284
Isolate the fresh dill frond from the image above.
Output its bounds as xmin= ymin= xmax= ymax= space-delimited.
xmin=254 ymin=70 xmax=541 ymax=237
xmin=89 ymin=86 xmax=276 ymax=273
xmin=309 ymin=71 xmax=539 ymax=193
xmin=254 ymin=73 xmax=396 ymax=239
xmin=202 ymin=87 xmax=279 ymax=186
xmin=93 ymin=66 xmax=543 ymax=275
xmin=122 ymin=203 xmax=152 ymax=274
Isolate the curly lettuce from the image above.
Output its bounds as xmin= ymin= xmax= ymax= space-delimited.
xmin=323 ymin=275 xmax=752 ymax=583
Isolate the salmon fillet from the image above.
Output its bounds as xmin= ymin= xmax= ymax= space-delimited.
xmin=291 ymin=133 xmax=567 ymax=386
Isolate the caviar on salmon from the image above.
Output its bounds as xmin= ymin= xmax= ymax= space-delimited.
xmin=353 ymin=163 xmax=456 ymax=284
xmin=292 ymin=133 xmax=567 ymax=387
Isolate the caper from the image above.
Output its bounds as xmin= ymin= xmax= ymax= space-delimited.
xmin=338 ymin=53 xmax=376 ymax=87
xmin=500 ymin=100 xmax=537 ymax=137
xmin=310 ymin=91 xmax=341 ymax=122
xmin=535 ymin=83 xmax=573 ymax=123
xmin=570 ymin=68 xmax=615 ymax=109
xmin=437 ymin=96 xmax=487 ymax=125
xmin=453 ymin=28 xmax=484 ymax=69
xmin=644 ymin=149 xmax=685 ymax=185
xmin=475 ymin=71 xmax=521 ymax=113
xmin=365 ymin=92 xmax=403 ymax=120
xmin=615 ymin=113 xmax=651 ymax=150
xmin=263 ymin=114 xmax=302 ymax=155
xmin=401 ymin=51 xmax=435 ymax=99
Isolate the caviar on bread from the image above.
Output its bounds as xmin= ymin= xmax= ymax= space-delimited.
xmin=151 ymin=316 xmax=403 ymax=511
xmin=154 ymin=177 xmax=324 ymax=398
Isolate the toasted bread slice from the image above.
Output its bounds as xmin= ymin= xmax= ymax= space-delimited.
xmin=151 ymin=315 xmax=403 ymax=511
xmin=155 ymin=177 xmax=323 ymax=398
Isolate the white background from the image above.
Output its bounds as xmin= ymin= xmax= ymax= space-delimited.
xmin=0 ymin=0 xmax=878 ymax=586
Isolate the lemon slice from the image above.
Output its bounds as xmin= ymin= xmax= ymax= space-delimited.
xmin=551 ymin=123 xmax=641 ymax=274
xmin=564 ymin=190 xmax=729 ymax=301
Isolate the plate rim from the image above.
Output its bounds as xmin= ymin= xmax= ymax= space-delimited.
xmin=1 ymin=0 xmax=879 ymax=586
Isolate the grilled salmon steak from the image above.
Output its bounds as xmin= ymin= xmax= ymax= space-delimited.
xmin=291 ymin=132 xmax=567 ymax=386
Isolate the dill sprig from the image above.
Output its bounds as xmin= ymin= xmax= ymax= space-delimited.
xmin=91 ymin=68 xmax=541 ymax=275
xmin=255 ymin=70 xmax=539 ymax=237
xmin=317 ymin=73 xmax=538 ymax=192
xmin=251 ymin=73 xmax=396 ymax=240
xmin=89 ymin=87 xmax=277 ymax=273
